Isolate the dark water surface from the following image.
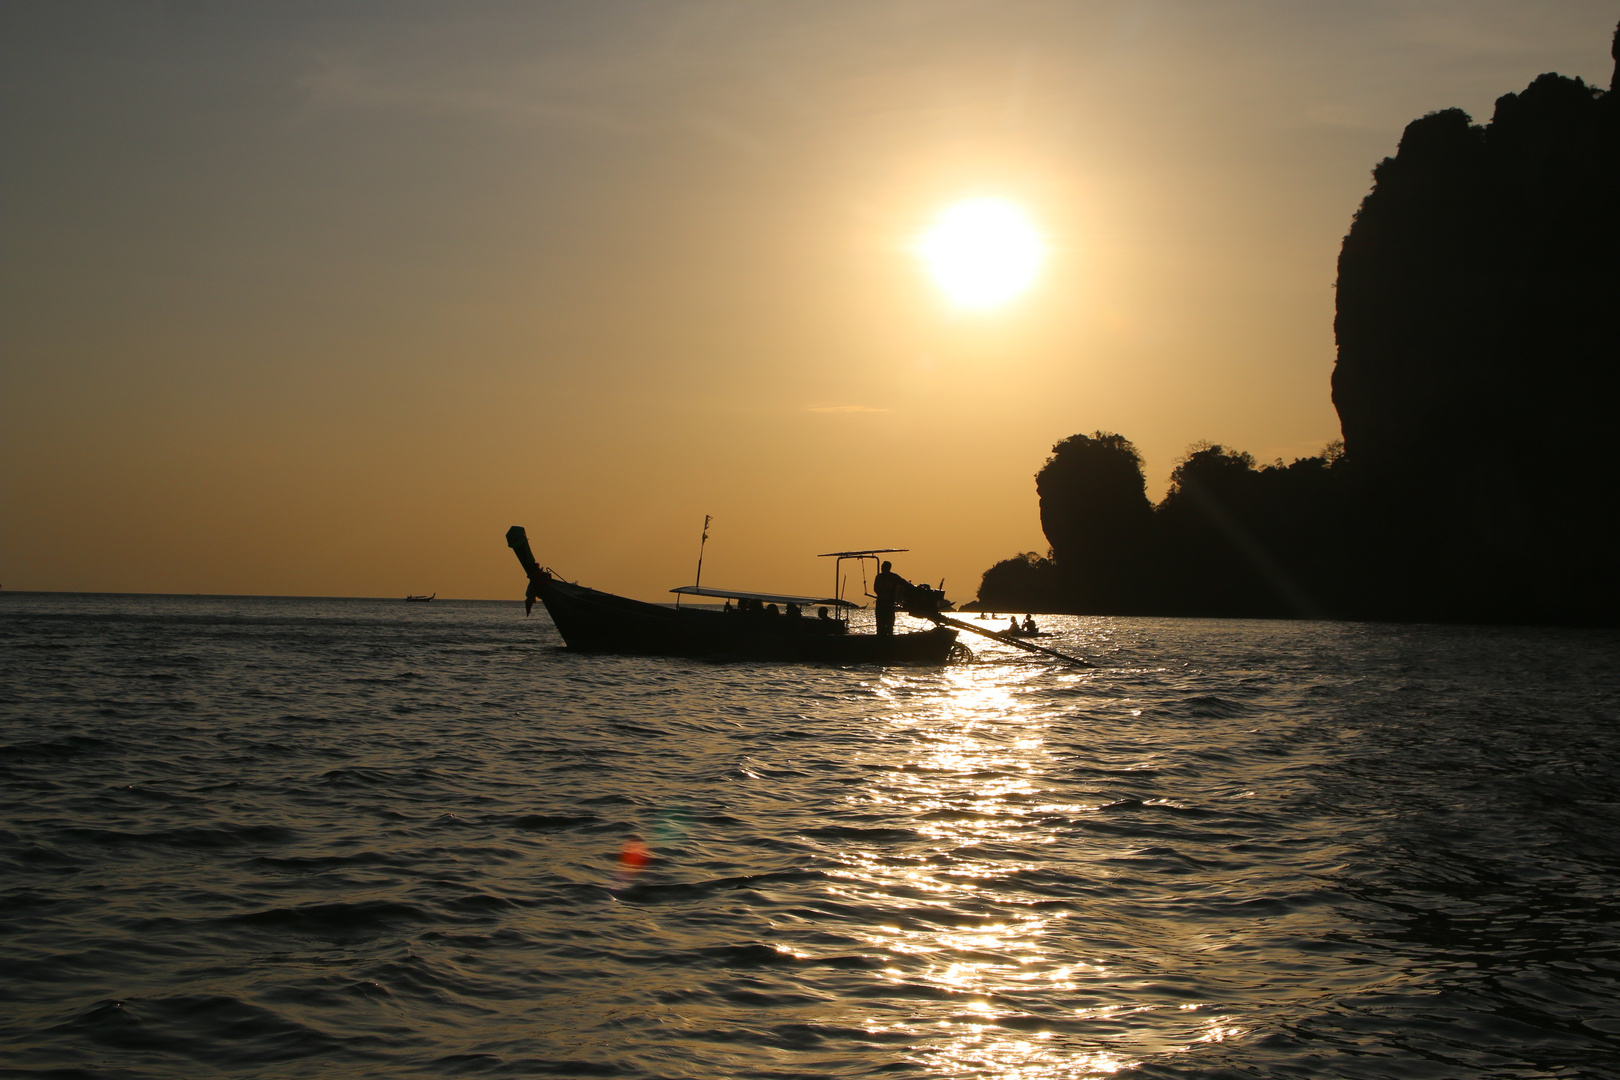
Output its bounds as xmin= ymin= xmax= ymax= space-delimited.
xmin=2 ymin=593 xmax=1618 ymax=1079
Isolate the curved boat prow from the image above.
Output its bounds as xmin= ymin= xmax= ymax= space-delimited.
xmin=505 ymin=525 xmax=548 ymax=615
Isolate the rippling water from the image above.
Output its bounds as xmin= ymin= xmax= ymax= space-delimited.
xmin=2 ymin=592 xmax=1618 ymax=1079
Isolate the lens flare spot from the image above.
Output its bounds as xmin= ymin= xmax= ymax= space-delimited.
xmin=618 ymin=837 xmax=649 ymax=870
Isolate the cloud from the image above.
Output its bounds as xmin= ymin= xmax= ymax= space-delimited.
xmin=297 ymin=51 xmax=634 ymax=131
xmin=806 ymin=403 xmax=888 ymax=413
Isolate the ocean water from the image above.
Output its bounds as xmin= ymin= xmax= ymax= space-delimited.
xmin=2 ymin=592 xmax=1618 ymax=1080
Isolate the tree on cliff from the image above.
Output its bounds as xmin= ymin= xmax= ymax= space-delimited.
xmin=976 ymin=432 xmax=1152 ymax=613
xmin=977 ymin=435 xmax=1344 ymax=617
xmin=976 ymin=551 xmax=1059 ymax=613
xmin=1037 ymin=432 xmax=1156 ymax=611
xmin=1155 ymin=443 xmax=1343 ymax=618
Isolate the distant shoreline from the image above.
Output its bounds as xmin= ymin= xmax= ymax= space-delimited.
xmin=0 ymin=590 xmax=523 ymax=604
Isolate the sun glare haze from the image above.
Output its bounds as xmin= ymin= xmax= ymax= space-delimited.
xmin=916 ymin=198 xmax=1046 ymax=310
xmin=1 ymin=2 xmax=1612 ymax=603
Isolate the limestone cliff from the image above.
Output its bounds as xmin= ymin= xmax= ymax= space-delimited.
xmin=1332 ymin=40 xmax=1619 ymax=620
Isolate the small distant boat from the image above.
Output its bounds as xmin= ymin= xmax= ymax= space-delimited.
xmin=505 ymin=527 xmax=956 ymax=664
xmin=405 ymin=593 xmax=435 ymax=602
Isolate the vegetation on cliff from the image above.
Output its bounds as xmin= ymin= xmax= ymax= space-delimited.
xmin=979 ymin=433 xmax=1348 ymax=618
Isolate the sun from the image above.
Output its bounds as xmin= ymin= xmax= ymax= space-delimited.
xmin=915 ymin=198 xmax=1045 ymax=310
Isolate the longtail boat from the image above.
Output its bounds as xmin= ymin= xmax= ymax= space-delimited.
xmin=505 ymin=526 xmax=957 ymax=664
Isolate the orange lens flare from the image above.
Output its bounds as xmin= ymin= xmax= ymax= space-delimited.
xmin=618 ymin=838 xmax=650 ymax=871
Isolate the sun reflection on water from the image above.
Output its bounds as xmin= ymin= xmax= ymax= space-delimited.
xmin=793 ymin=659 xmax=1246 ymax=1076
xmin=818 ymin=666 xmax=1124 ymax=1076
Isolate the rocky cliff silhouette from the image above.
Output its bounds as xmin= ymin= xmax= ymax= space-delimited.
xmin=1333 ymin=31 xmax=1619 ymax=621
xmin=979 ymin=433 xmax=1347 ymax=618
xmin=978 ymin=24 xmax=1619 ymax=624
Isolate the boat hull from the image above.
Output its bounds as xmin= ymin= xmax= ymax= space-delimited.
xmin=533 ymin=575 xmax=956 ymax=664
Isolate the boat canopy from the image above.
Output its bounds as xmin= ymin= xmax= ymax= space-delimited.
xmin=670 ymin=585 xmax=858 ymax=609
xmin=816 ymin=548 xmax=908 ymax=559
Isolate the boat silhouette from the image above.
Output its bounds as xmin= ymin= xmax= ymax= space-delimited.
xmin=505 ymin=527 xmax=956 ymax=664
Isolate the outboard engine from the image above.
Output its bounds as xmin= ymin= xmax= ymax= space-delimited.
xmin=905 ymin=582 xmax=948 ymax=616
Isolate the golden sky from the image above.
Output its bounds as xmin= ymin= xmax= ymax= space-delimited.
xmin=3 ymin=1 xmax=1615 ymax=601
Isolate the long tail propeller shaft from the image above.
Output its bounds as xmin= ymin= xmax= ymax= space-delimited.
xmin=930 ymin=613 xmax=1092 ymax=667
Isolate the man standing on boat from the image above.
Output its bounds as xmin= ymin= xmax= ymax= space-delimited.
xmin=873 ymin=560 xmax=911 ymax=637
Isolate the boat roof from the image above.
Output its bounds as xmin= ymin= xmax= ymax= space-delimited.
xmin=817 ymin=548 xmax=908 ymax=558
xmin=670 ymin=585 xmax=858 ymax=609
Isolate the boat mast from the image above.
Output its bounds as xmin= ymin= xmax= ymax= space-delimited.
xmin=680 ymin=514 xmax=711 ymax=610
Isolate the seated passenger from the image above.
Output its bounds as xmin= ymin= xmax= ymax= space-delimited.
xmin=1023 ymin=615 xmax=1037 ymax=633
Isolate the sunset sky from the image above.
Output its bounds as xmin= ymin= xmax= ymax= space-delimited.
xmin=3 ymin=1 xmax=1615 ymax=602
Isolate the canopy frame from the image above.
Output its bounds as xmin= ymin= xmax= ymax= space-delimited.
xmin=816 ymin=548 xmax=909 ymax=611
xmin=669 ymin=585 xmax=857 ymax=609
